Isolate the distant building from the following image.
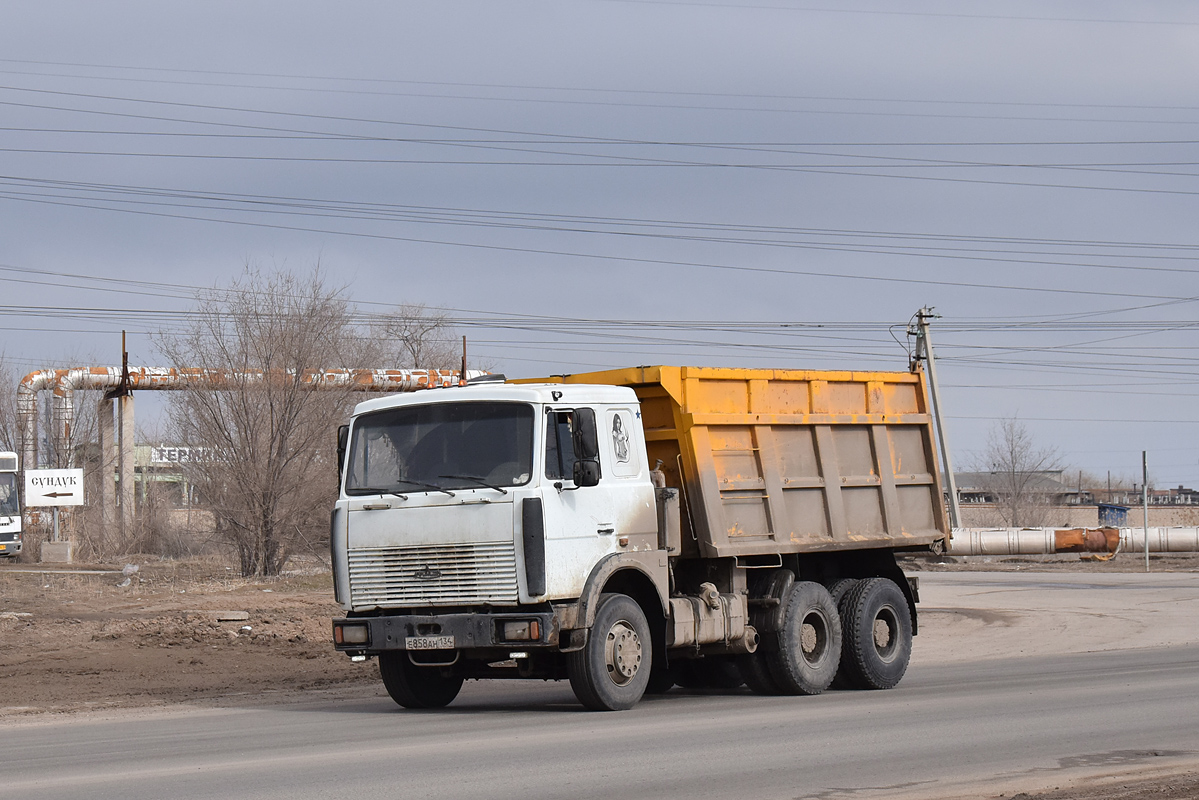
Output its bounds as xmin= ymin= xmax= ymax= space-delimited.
xmin=954 ymin=470 xmax=1091 ymax=507
xmin=132 ymin=445 xmax=203 ymax=507
xmin=1110 ymin=485 xmax=1199 ymax=506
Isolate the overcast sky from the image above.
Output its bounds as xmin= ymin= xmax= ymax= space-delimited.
xmin=3 ymin=1 xmax=1199 ymax=488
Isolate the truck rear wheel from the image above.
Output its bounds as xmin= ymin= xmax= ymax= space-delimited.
xmin=767 ymin=581 xmax=841 ymax=695
xmin=826 ymin=578 xmax=858 ymax=612
xmin=738 ymin=650 xmax=783 ymax=695
xmin=826 ymin=578 xmax=860 ymax=689
xmin=568 ymin=593 xmax=651 ymax=711
xmin=838 ymin=577 xmax=912 ymax=690
xmin=379 ymin=652 xmax=464 ymax=709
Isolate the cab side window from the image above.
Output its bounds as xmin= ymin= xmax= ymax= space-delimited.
xmin=545 ymin=410 xmax=577 ymax=480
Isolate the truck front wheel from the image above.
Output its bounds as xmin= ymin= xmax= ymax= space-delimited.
xmin=568 ymin=593 xmax=651 ymax=711
xmin=379 ymin=652 xmax=464 ymax=709
xmin=767 ymin=581 xmax=841 ymax=695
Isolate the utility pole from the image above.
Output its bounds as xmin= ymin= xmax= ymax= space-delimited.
xmin=113 ymin=331 xmax=135 ymax=539
xmin=911 ymin=307 xmax=961 ymax=529
xmin=1143 ymin=451 xmax=1150 ymax=572
xmin=459 ymin=336 xmax=468 ymax=387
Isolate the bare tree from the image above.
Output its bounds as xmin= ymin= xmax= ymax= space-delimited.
xmin=972 ymin=417 xmax=1063 ymax=527
xmin=370 ymin=303 xmax=459 ymax=369
xmin=158 ymin=266 xmax=362 ymax=576
xmin=0 ymin=353 xmax=17 ymax=453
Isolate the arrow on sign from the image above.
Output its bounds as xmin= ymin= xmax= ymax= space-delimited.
xmin=45 ymin=492 xmax=75 ymax=498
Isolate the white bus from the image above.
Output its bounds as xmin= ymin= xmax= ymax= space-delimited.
xmin=0 ymin=452 xmax=20 ymax=558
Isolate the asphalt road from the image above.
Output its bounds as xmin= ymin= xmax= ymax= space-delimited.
xmin=3 ymin=575 xmax=1198 ymax=800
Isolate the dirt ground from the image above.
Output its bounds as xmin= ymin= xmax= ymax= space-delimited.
xmin=0 ymin=556 xmax=381 ymax=716
xmin=1 ymin=550 xmax=1197 ymax=800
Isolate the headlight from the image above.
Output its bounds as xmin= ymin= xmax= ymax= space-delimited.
xmin=333 ymin=623 xmax=370 ymax=645
xmin=501 ymin=620 xmax=540 ymax=641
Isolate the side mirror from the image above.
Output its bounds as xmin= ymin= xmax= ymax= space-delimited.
xmin=571 ymin=408 xmax=601 ymax=486
xmin=572 ymin=459 xmax=601 ymax=487
xmin=336 ymin=424 xmax=349 ymax=477
xmin=572 ymin=407 xmax=599 ymax=459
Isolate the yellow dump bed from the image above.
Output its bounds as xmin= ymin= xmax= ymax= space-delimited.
xmin=532 ymin=366 xmax=948 ymax=558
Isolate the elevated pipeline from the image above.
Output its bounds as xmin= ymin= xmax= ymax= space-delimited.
xmin=19 ymin=366 xmax=482 ymax=469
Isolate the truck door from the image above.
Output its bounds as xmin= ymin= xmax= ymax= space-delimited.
xmin=536 ymin=405 xmax=654 ymax=599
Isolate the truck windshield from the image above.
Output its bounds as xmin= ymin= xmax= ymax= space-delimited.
xmin=0 ymin=473 xmax=17 ymax=516
xmin=346 ymin=402 xmax=534 ymax=495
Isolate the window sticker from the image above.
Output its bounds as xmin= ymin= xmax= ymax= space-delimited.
xmin=611 ymin=413 xmax=630 ymax=463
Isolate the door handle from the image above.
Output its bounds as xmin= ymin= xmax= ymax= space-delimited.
xmin=597 ymin=527 xmax=615 ymax=535
xmin=361 ymin=502 xmax=392 ymax=510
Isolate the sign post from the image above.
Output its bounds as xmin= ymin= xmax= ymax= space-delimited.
xmin=24 ymin=469 xmax=85 ymax=559
xmin=25 ymin=468 xmax=86 ymax=509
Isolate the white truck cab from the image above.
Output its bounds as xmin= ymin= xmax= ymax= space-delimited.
xmin=331 ymin=381 xmax=672 ymax=710
xmin=333 ymin=382 xmax=657 ymax=610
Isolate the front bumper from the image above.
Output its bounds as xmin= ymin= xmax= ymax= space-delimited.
xmin=332 ymin=609 xmax=562 ymax=656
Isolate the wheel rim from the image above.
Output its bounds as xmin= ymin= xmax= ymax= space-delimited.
xmin=872 ymin=605 xmax=900 ymax=662
xmin=799 ymin=610 xmax=831 ymax=666
xmin=604 ymin=619 xmax=642 ymax=686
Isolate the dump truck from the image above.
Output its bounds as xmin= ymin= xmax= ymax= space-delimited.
xmin=330 ymin=365 xmax=949 ymax=710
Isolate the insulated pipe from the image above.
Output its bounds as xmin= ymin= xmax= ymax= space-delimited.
xmin=947 ymin=527 xmax=1060 ymax=556
xmin=947 ymin=527 xmax=1199 ymax=556
xmin=20 ymin=366 xmax=484 ymax=470
xmin=18 ymin=369 xmax=65 ymax=470
xmin=1119 ymin=527 xmax=1199 ymax=553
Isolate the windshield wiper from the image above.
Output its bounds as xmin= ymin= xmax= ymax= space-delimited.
xmin=356 ymin=487 xmax=409 ymax=500
xmin=395 ymin=478 xmax=456 ymax=497
xmin=439 ymin=474 xmax=509 ymax=495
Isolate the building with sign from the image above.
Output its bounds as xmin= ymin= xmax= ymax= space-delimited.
xmin=131 ymin=445 xmax=204 ymax=508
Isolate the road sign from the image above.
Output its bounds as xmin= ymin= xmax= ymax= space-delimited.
xmin=25 ymin=468 xmax=85 ymax=507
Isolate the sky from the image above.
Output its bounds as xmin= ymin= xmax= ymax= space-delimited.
xmin=2 ymin=1 xmax=1199 ymax=488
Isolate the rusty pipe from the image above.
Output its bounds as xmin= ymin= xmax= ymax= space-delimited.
xmin=18 ymin=369 xmax=65 ymax=470
xmin=20 ymin=366 xmax=486 ymax=469
xmin=947 ymin=527 xmax=1120 ymax=556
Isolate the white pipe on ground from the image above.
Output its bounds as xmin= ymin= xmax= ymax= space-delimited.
xmin=947 ymin=528 xmax=1059 ymax=556
xmin=947 ymin=527 xmax=1199 ymax=556
xmin=1119 ymin=527 xmax=1199 ymax=553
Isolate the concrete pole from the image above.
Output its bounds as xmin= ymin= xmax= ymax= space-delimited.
xmin=1143 ymin=451 xmax=1150 ymax=573
xmin=98 ymin=397 xmax=116 ymax=541
xmin=118 ymin=394 xmax=135 ymax=537
xmin=915 ymin=307 xmax=961 ymax=529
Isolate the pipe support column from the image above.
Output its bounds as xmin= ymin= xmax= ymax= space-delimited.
xmin=118 ymin=394 xmax=135 ymax=536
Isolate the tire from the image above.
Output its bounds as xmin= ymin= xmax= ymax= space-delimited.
xmin=826 ymin=578 xmax=861 ymax=689
xmin=378 ymin=652 xmax=464 ymax=709
xmin=738 ymin=650 xmax=783 ymax=695
xmin=826 ymin=578 xmax=858 ymax=612
xmin=568 ymin=593 xmax=652 ymax=711
xmin=838 ymin=577 xmax=912 ymax=690
xmin=674 ymin=657 xmax=745 ymax=690
xmin=766 ymin=581 xmax=841 ymax=695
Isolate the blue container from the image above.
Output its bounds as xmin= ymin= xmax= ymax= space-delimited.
xmin=1097 ymin=503 xmax=1128 ymax=526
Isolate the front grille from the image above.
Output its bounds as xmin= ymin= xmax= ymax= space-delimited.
xmin=0 ymin=532 xmax=16 ymax=542
xmin=348 ymin=541 xmax=519 ymax=608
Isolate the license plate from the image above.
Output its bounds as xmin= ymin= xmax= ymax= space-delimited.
xmin=406 ymin=635 xmax=454 ymax=650
xmin=0 ymin=544 xmax=6 ymax=550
